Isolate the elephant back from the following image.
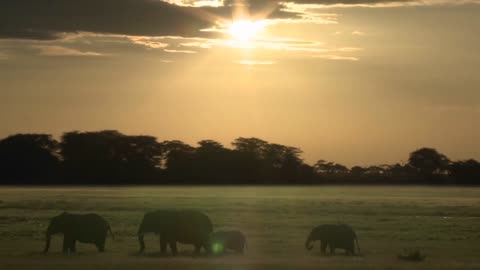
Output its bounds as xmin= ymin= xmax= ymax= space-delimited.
xmin=335 ymin=224 xmax=356 ymax=239
xmin=58 ymin=213 xmax=110 ymax=242
xmin=140 ymin=210 xmax=213 ymax=243
xmin=174 ymin=210 xmax=213 ymax=242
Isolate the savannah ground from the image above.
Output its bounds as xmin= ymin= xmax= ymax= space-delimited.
xmin=0 ymin=186 xmax=479 ymax=270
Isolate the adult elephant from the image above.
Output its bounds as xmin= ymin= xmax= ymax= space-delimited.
xmin=137 ymin=210 xmax=213 ymax=255
xmin=44 ymin=212 xmax=114 ymax=253
xmin=305 ymin=224 xmax=360 ymax=255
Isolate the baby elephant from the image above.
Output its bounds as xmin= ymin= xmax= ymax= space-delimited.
xmin=209 ymin=230 xmax=247 ymax=254
xmin=44 ymin=212 xmax=114 ymax=253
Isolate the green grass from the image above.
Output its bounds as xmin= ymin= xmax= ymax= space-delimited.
xmin=0 ymin=186 xmax=479 ymax=269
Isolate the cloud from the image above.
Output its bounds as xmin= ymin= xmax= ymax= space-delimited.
xmin=129 ymin=37 xmax=169 ymax=49
xmin=281 ymin=0 xmax=480 ymax=8
xmin=3 ymin=0 xmax=475 ymax=41
xmin=313 ymin=54 xmax=359 ymax=61
xmin=336 ymin=47 xmax=363 ymax=52
xmin=0 ymin=0 xmax=211 ymax=40
xmin=164 ymin=49 xmax=198 ymax=54
xmin=128 ymin=35 xmax=359 ymax=58
xmin=234 ymin=60 xmax=276 ymax=65
xmin=352 ymin=31 xmax=365 ymax=36
xmin=180 ymin=41 xmax=214 ymax=49
xmin=0 ymin=0 xmax=299 ymax=40
xmin=32 ymin=45 xmax=104 ymax=56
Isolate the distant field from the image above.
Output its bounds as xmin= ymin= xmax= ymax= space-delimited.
xmin=0 ymin=186 xmax=479 ymax=270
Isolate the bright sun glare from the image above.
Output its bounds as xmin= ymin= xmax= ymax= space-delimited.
xmin=228 ymin=20 xmax=266 ymax=43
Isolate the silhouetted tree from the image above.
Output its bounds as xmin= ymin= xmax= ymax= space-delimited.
xmin=229 ymin=138 xmax=305 ymax=183
xmin=449 ymin=159 xmax=480 ymax=184
xmin=0 ymin=134 xmax=60 ymax=183
xmin=160 ymin=140 xmax=195 ymax=182
xmin=314 ymin=160 xmax=349 ymax=175
xmin=230 ymin=137 xmax=269 ymax=182
xmin=408 ymin=148 xmax=450 ymax=182
xmin=61 ymin=130 xmax=162 ymax=183
xmin=1 ymin=129 xmax=479 ymax=185
xmin=121 ymin=135 xmax=162 ymax=180
xmin=197 ymin=140 xmax=225 ymax=153
xmin=365 ymin=165 xmax=385 ymax=175
xmin=232 ymin=137 xmax=268 ymax=158
xmin=261 ymin=144 xmax=303 ymax=183
xmin=350 ymin=166 xmax=367 ymax=176
xmin=193 ymin=140 xmax=233 ymax=183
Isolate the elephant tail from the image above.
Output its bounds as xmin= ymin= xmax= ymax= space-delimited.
xmin=108 ymin=225 xmax=115 ymax=240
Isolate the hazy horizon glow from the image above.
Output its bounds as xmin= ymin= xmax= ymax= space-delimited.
xmin=0 ymin=0 xmax=479 ymax=166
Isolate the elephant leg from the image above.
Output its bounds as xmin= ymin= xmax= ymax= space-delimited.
xmin=348 ymin=245 xmax=354 ymax=256
xmin=96 ymin=238 xmax=106 ymax=252
xmin=320 ymin=241 xmax=327 ymax=254
xmin=169 ymin=241 xmax=178 ymax=256
xmin=70 ymin=240 xmax=77 ymax=253
xmin=62 ymin=236 xmax=71 ymax=253
xmin=160 ymin=235 xmax=167 ymax=254
xmin=202 ymin=242 xmax=213 ymax=255
xmin=330 ymin=246 xmax=335 ymax=254
xmin=194 ymin=244 xmax=201 ymax=254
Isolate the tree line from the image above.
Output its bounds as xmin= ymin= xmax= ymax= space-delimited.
xmin=0 ymin=130 xmax=478 ymax=185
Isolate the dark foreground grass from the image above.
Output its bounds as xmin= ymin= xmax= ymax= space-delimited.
xmin=0 ymin=186 xmax=479 ymax=270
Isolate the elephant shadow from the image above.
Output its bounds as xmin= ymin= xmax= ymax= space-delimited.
xmin=309 ymin=249 xmax=365 ymax=258
xmin=27 ymin=250 xmax=100 ymax=257
xmin=310 ymin=250 xmax=358 ymax=257
xmin=212 ymin=251 xmax=245 ymax=256
xmin=129 ymin=250 xmax=210 ymax=258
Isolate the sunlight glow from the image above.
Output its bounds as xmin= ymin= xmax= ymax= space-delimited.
xmin=212 ymin=242 xmax=224 ymax=254
xmin=228 ymin=20 xmax=267 ymax=43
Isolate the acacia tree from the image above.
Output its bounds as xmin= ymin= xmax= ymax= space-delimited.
xmin=408 ymin=148 xmax=450 ymax=177
xmin=314 ymin=160 xmax=349 ymax=175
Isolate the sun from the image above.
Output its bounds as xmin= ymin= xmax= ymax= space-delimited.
xmin=228 ymin=20 xmax=266 ymax=43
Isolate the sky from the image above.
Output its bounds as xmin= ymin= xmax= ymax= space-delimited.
xmin=0 ymin=0 xmax=479 ymax=166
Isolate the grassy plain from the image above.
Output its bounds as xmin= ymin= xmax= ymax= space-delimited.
xmin=0 ymin=186 xmax=479 ymax=270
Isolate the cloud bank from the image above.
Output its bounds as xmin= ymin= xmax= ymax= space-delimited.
xmin=1 ymin=0 xmax=478 ymax=40
xmin=0 ymin=0 xmax=295 ymax=40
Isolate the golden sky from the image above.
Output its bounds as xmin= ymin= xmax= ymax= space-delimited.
xmin=0 ymin=0 xmax=479 ymax=166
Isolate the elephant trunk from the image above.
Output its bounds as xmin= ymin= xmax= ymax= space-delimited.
xmin=355 ymin=236 xmax=361 ymax=255
xmin=44 ymin=231 xmax=51 ymax=253
xmin=305 ymin=234 xmax=314 ymax=250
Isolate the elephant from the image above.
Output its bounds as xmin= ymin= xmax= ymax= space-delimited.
xmin=305 ymin=224 xmax=360 ymax=255
xmin=44 ymin=212 xmax=114 ymax=253
xmin=209 ymin=230 xmax=247 ymax=254
xmin=137 ymin=210 xmax=213 ymax=255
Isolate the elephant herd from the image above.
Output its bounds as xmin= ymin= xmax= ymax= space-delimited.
xmin=43 ymin=210 xmax=360 ymax=256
